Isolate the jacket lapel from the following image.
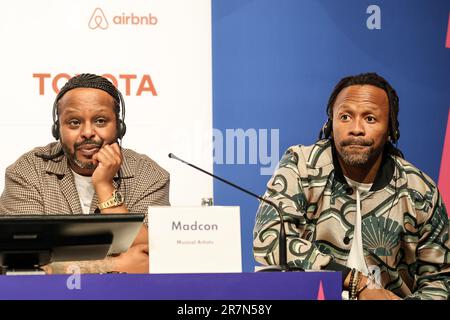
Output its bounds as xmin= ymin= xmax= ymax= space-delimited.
xmin=60 ymin=172 xmax=83 ymax=214
xmin=45 ymin=142 xmax=82 ymax=214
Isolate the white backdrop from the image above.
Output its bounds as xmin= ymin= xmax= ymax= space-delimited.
xmin=0 ymin=0 xmax=213 ymax=205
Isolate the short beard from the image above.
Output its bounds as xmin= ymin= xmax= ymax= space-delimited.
xmin=338 ymin=138 xmax=379 ymax=168
xmin=340 ymin=147 xmax=374 ymax=167
xmin=62 ymin=138 xmax=104 ymax=170
xmin=72 ymin=158 xmax=97 ymax=170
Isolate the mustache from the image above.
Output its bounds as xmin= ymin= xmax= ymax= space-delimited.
xmin=74 ymin=139 xmax=104 ymax=150
xmin=340 ymin=138 xmax=373 ymax=147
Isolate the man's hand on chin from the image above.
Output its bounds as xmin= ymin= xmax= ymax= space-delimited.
xmin=91 ymin=142 xmax=122 ymax=189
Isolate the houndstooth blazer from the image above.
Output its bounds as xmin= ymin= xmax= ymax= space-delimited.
xmin=0 ymin=142 xmax=170 ymax=226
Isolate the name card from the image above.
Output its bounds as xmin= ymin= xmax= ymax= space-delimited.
xmin=148 ymin=206 xmax=242 ymax=273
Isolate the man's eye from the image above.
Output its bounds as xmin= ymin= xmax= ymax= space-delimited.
xmin=366 ymin=116 xmax=376 ymax=123
xmin=69 ymin=120 xmax=80 ymax=126
xmin=340 ymin=115 xmax=350 ymax=121
xmin=95 ymin=118 xmax=106 ymax=125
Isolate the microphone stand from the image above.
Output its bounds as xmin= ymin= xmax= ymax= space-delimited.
xmin=169 ymin=153 xmax=295 ymax=272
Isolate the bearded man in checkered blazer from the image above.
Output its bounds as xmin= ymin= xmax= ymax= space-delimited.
xmin=0 ymin=74 xmax=170 ymax=274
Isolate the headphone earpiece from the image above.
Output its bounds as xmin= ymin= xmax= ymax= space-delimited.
xmin=52 ymin=121 xmax=60 ymax=140
xmin=116 ymin=90 xmax=126 ymax=140
xmin=52 ymin=113 xmax=127 ymax=141
xmin=51 ymin=86 xmax=127 ymax=141
xmin=324 ymin=119 xmax=332 ymax=138
xmin=51 ymin=100 xmax=60 ymax=140
xmin=319 ymin=116 xmax=399 ymax=143
xmin=392 ymin=129 xmax=399 ymax=143
xmin=319 ymin=118 xmax=332 ymax=140
xmin=389 ymin=110 xmax=400 ymax=144
xmin=117 ymin=119 xmax=126 ymax=139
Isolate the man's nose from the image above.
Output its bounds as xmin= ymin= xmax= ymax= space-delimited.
xmin=80 ymin=123 xmax=96 ymax=139
xmin=349 ymin=118 xmax=365 ymax=136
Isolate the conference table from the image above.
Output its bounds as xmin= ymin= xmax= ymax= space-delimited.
xmin=0 ymin=272 xmax=341 ymax=300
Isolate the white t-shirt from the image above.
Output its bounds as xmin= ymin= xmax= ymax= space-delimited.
xmin=344 ymin=176 xmax=372 ymax=276
xmin=72 ymin=170 xmax=95 ymax=214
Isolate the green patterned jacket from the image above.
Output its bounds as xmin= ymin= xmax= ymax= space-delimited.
xmin=253 ymin=139 xmax=449 ymax=299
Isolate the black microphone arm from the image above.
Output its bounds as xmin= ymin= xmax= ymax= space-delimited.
xmin=168 ymin=153 xmax=293 ymax=272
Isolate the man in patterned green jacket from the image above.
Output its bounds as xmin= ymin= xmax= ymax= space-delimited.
xmin=253 ymin=73 xmax=449 ymax=300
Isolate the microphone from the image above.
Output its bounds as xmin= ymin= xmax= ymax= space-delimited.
xmin=169 ymin=153 xmax=302 ymax=272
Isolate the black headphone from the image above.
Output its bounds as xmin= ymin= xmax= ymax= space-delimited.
xmin=318 ymin=106 xmax=400 ymax=144
xmin=51 ymin=87 xmax=127 ymax=141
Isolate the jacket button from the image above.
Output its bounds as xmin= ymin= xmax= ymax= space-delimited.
xmin=345 ymin=186 xmax=354 ymax=195
xmin=343 ymin=237 xmax=350 ymax=245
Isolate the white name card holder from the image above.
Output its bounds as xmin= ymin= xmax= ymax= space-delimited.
xmin=148 ymin=206 xmax=242 ymax=273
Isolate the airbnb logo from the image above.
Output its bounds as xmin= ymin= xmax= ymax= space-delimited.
xmin=89 ymin=8 xmax=109 ymax=30
xmin=88 ymin=7 xmax=158 ymax=30
xmin=32 ymin=73 xmax=158 ymax=96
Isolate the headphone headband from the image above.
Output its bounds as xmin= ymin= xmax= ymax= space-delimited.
xmin=51 ymin=74 xmax=126 ymax=140
xmin=319 ymin=114 xmax=399 ymax=143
